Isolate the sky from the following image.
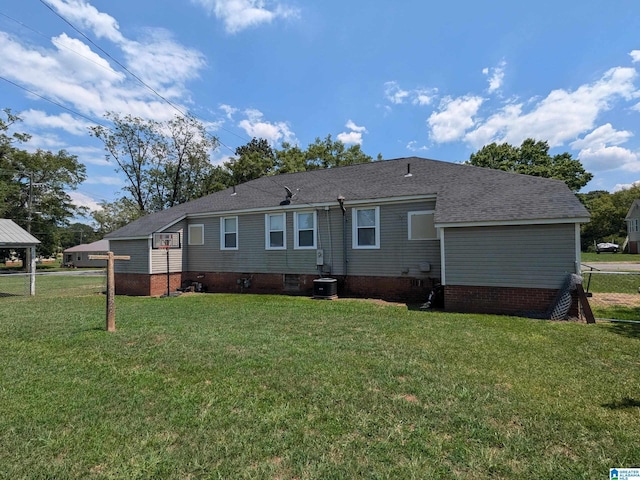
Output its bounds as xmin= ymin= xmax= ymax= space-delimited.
xmin=1 ymin=0 xmax=639 ymax=220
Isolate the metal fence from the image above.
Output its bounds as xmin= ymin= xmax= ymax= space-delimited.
xmin=581 ymin=267 xmax=640 ymax=320
xmin=0 ymin=270 xmax=106 ymax=299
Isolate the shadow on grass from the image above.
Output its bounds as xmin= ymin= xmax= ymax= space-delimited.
xmin=602 ymin=398 xmax=640 ymax=410
xmin=601 ymin=321 xmax=640 ymax=339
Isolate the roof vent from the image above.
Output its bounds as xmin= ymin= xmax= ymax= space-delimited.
xmin=404 ymin=163 xmax=413 ymax=177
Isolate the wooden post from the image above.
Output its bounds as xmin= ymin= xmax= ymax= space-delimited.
xmin=89 ymin=252 xmax=131 ymax=332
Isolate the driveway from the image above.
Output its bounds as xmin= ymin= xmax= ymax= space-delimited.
xmin=581 ymin=262 xmax=640 ymax=272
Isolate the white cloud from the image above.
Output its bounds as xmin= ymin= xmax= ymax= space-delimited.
xmin=571 ymin=123 xmax=633 ymax=150
xmin=630 ymin=50 xmax=640 ymax=63
xmin=345 ymin=120 xmax=367 ymax=133
xmin=613 ymin=180 xmax=640 ymax=191
xmin=577 ymin=145 xmax=638 ymax=171
xmin=238 ymin=109 xmax=296 ymax=145
xmin=220 ymin=104 xmax=238 ymax=119
xmin=483 ymin=60 xmax=507 ymax=93
xmin=384 ymin=81 xmax=410 ymax=105
xmin=19 ymin=109 xmax=92 ymax=136
xmin=406 ymin=140 xmax=428 ymax=152
xmin=412 ymin=88 xmax=437 ymax=106
xmin=428 ymin=95 xmax=484 ymax=143
xmin=0 ymin=4 xmax=207 ymax=123
xmin=464 ymin=66 xmax=638 ymax=149
xmin=68 ymin=191 xmax=104 ymax=212
xmin=192 ymin=0 xmax=300 ymax=33
xmin=44 ymin=0 xmax=124 ymax=43
xmin=85 ymin=176 xmax=124 ymax=186
xmin=337 ymin=120 xmax=367 ymax=145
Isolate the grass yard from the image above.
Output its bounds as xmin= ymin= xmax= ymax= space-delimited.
xmin=581 ymin=252 xmax=640 ymax=263
xmin=1 ymin=286 xmax=639 ymax=479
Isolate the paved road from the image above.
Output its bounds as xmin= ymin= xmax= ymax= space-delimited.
xmin=581 ymin=262 xmax=640 ymax=272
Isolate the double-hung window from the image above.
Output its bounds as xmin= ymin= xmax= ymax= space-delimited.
xmin=294 ymin=211 xmax=316 ymax=249
xmin=265 ymin=213 xmax=286 ymax=250
xmin=220 ymin=216 xmax=238 ymax=250
xmin=352 ymin=206 xmax=380 ymax=249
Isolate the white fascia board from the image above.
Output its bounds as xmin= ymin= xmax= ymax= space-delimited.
xmin=435 ymin=217 xmax=590 ymax=229
xmin=187 ymin=194 xmax=438 ymax=218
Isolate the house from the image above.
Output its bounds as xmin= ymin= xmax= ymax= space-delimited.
xmin=0 ymin=219 xmax=41 ymax=295
xmin=625 ymin=199 xmax=640 ymax=254
xmin=105 ymin=157 xmax=590 ymax=316
xmin=63 ymin=239 xmax=110 ymax=267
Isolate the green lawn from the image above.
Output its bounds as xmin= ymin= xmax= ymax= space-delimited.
xmin=1 ymin=283 xmax=639 ymax=478
xmin=581 ymin=252 xmax=640 ymax=263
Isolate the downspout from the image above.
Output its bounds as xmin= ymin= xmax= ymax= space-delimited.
xmin=337 ymin=196 xmax=347 ymax=277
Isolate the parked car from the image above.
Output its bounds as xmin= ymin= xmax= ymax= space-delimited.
xmin=596 ymin=242 xmax=619 ymax=253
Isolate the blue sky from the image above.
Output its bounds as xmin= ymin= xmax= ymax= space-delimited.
xmin=1 ymin=0 xmax=639 ymax=216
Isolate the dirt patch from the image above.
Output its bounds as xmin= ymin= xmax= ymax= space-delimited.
xmin=589 ymin=293 xmax=640 ymax=307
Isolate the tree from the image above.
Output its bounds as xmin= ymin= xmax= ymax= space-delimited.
xmin=579 ymin=185 xmax=640 ymax=250
xmin=59 ymin=222 xmax=100 ymax=250
xmin=91 ymin=198 xmax=144 ymax=236
xmin=90 ymin=113 xmax=219 ymax=214
xmin=468 ymin=139 xmax=593 ymax=192
xmin=224 ymin=138 xmax=277 ymax=185
xmin=304 ymin=134 xmax=375 ymax=169
xmin=1 ymin=110 xmax=87 ymax=257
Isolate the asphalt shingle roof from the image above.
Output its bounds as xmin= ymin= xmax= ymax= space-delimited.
xmin=0 ymin=219 xmax=41 ymax=246
xmin=106 ymin=157 xmax=590 ymax=239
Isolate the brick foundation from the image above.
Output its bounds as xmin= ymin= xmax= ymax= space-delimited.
xmin=114 ymin=273 xmax=578 ymax=318
xmin=444 ymin=284 xmax=578 ymax=318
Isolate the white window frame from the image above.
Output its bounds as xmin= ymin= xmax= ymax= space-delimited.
xmin=294 ymin=211 xmax=317 ymax=249
xmin=352 ymin=206 xmax=380 ymax=249
xmin=265 ymin=213 xmax=287 ymax=250
xmin=220 ymin=216 xmax=238 ymax=250
xmin=631 ymin=218 xmax=639 ymax=233
xmin=188 ymin=224 xmax=204 ymax=245
xmin=407 ymin=210 xmax=438 ymax=240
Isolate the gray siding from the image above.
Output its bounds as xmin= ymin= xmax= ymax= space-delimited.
xmin=346 ymin=201 xmax=440 ymax=278
xmin=111 ymin=239 xmax=150 ymax=274
xmin=185 ymin=200 xmax=440 ymax=278
xmin=444 ymin=224 xmax=577 ymax=289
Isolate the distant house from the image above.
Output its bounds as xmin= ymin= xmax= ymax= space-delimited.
xmin=625 ymin=199 xmax=640 ymax=254
xmin=105 ymin=157 xmax=590 ymax=316
xmin=63 ymin=239 xmax=109 ymax=267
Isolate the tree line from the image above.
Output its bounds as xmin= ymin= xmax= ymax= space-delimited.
xmin=1 ymin=107 xmax=637 ymax=257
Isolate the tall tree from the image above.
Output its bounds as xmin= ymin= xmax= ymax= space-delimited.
xmin=468 ymin=139 xmax=593 ymax=192
xmin=305 ymin=134 xmax=375 ymax=169
xmin=90 ymin=113 xmax=219 ymax=213
xmin=224 ymin=138 xmax=277 ymax=185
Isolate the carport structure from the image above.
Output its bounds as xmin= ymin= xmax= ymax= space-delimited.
xmin=0 ymin=219 xmax=41 ymax=295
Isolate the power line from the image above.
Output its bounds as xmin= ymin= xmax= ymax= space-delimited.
xmin=35 ymin=1 xmax=249 ymax=152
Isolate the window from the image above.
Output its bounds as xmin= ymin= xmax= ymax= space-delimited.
xmin=265 ymin=213 xmax=286 ymax=250
xmin=188 ymin=224 xmax=204 ymax=245
xmin=631 ymin=219 xmax=639 ymax=233
xmin=294 ymin=211 xmax=316 ymax=249
xmin=408 ymin=211 xmax=437 ymax=240
xmin=352 ymin=206 xmax=380 ymax=249
xmin=220 ymin=217 xmax=237 ymax=250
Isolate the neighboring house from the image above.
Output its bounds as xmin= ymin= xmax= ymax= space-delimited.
xmin=63 ymin=239 xmax=110 ymax=267
xmin=105 ymin=157 xmax=590 ymax=316
xmin=625 ymin=199 xmax=640 ymax=254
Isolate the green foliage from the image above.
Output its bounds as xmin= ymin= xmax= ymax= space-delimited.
xmin=579 ymin=185 xmax=640 ymax=250
xmin=468 ymin=138 xmax=593 ymax=192
xmin=0 ymin=291 xmax=638 ymax=478
xmin=0 ymin=109 xmax=87 ymax=256
xmin=224 ymin=137 xmax=277 ymax=184
xmin=91 ymin=197 xmax=144 ymax=236
xmin=90 ymin=113 xmax=220 ymax=213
